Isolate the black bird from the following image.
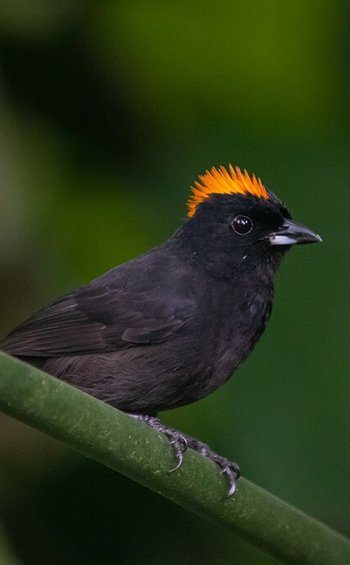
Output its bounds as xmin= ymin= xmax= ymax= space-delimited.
xmin=1 ymin=165 xmax=321 ymax=495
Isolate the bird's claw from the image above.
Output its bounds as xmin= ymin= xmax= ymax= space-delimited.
xmin=219 ymin=462 xmax=240 ymax=497
xmin=186 ymin=438 xmax=241 ymax=498
xmin=167 ymin=434 xmax=188 ymax=472
xmin=127 ymin=414 xmax=240 ymax=496
xmin=127 ymin=414 xmax=189 ymax=472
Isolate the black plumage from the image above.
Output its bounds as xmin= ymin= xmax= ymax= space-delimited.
xmin=1 ymin=167 xmax=321 ymax=494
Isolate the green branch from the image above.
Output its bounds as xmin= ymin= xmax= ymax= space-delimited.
xmin=0 ymin=351 xmax=349 ymax=564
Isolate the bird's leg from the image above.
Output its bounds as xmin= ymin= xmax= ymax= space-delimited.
xmin=127 ymin=414 xmax=240 ymax=497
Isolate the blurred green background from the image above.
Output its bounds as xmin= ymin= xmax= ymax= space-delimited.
xmin=0 ymin=1 xmax=349 ymax=563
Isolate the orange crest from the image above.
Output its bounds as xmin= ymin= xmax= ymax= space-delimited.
xmin=187 ymin=165 xmax=269 ymax=218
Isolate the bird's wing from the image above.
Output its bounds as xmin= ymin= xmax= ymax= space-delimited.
xmin=1 ymin=285 xmax=195 ymax=357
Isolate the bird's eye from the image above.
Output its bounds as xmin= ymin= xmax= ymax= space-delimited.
xmin=231 ymin=215 xmax=254 ymax=235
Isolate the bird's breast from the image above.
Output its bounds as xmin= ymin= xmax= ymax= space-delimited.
xmin=195 ymin=287 xmax=273 ymax=397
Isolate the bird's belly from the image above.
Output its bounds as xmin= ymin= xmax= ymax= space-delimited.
xmin=42 ymin=296 xmax=271 ymax=413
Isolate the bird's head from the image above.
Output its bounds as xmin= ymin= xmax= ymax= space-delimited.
xmin=177 ymin=165 xmax=321 ymax=278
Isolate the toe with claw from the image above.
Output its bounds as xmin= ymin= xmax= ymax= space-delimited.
xmin=219 ymin=461 xmax=241 ymax=497
xmin=128 ymin=414 xmax=189 ymax=471
xmin=168 ymin=434 xmax=188 ymax=472
xmin=128 ymin=413 xmax=240 ymax=496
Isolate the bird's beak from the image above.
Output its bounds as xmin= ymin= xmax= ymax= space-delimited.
xmin=269 ymin=219 xmax=322 ymax=246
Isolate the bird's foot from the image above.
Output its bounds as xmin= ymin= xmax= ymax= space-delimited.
xmin=128 ymin=414 xmax=188 ymax=471
xmin=185 ymin=436 xmax=240 ymax=497
xmin=128 ymin=414 xmax=240 ymax=497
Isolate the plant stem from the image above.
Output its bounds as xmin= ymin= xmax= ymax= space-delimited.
xmin=0 ymin=351 xmax=349 ymax=564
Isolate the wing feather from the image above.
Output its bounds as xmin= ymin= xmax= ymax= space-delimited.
xmin=1 ymin=285 xmax=195 ymax=357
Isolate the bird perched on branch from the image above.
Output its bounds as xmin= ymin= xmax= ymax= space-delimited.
xmin=1 ymin=165 xmax=321 ymax=495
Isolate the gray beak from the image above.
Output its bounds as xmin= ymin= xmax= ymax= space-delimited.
xmin=269 ymin=219 xmax=322 ymax=246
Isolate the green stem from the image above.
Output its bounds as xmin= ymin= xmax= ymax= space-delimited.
xmin=0 ymin=351 xmax=349 ymax=564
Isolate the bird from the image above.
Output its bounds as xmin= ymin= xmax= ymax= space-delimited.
xmin=1 ymin=165 xmax=322 ymax=495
